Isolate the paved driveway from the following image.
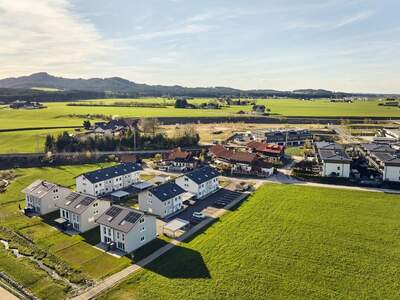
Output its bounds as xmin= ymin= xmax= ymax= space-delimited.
xmin=167 ymin=188 xmax=243 ymax=223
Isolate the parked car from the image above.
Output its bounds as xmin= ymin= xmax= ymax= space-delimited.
xmin=190 ymin=212 xmax=206 ymax=224
xmin=214 ymin=200 xmax=229 ymax=208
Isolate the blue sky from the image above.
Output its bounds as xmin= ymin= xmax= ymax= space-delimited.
xmin=1 ymin=0 xmax=399 ymax=93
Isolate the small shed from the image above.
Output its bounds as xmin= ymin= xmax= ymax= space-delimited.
xmin=163 ymin=218 xmax=190 ymax=238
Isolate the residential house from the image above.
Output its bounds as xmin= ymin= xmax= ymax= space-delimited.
xmin=22 ymin=180 xmax=70 ymax=215
xmin=209 ymin=145 xmax=274 ymax=177
xmin=138 ymin=181 xmax=186 ymax=218
xmin=56 ymin=192 xmax=110 ymax=233
xmin=358 ymin=143 xmax=400 ymax=182
xmin=255 ymin=129 xmax=313 ymax=146
xmin=175 ymin=166 xmax=220 ymax=199
xmin=76 ymin=163 xmax=143 ymax=197
xmin=314 ymin=142 xmax=352 ymax=178
xmin=247 ymin=141 xmax=285 ymax=163
xmin=161 ymin=148 xmax=198 ymax=171
xmin=93 ymin=118 xmax=139 ymax=135
xmin=96 ymin=205 xmax=157 ymax=253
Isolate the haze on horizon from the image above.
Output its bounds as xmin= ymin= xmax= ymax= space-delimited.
xmin=0 ymin=0 xmax=399 ymax=94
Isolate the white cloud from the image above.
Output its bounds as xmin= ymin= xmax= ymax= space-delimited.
xmin=0 ymin=0 xmax=112 ymax=77
xmin=286 ymin=10 xmax=373 ymax=31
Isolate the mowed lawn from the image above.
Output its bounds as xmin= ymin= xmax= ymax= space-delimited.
xmin=100 ymin=185 xmax=400 ymax=300
xmin=0 ymin=164 xmax=132 ymax=299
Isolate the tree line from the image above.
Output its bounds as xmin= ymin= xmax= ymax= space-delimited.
xmin=44 ymin=123 xmax=200 ymax=153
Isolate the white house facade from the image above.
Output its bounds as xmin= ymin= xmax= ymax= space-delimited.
xmin=175 ymin=166 xmax=220 ymax=199
xmin=22 ymin=180 xmax=70 ymax=215
xmin=76 ymin=163 xmax=142 ymax=196
xmin=56 ymin=192 xmax=110 ymax=233
xmin=138 ymin=181 xmax=186 ymax=219
xmin=96 ymin=205 xmax=157 ymax=253
xmin=315 ymin=142 xmax=352 ymax=178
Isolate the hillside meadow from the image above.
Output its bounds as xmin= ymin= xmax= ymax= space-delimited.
xmin=99 ymin=184 xmax=400 ymax=300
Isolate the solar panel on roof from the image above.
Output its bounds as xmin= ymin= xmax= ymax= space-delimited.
xmin=106 ymin=206 xmax=122 ymax=217
xmin=80 ymin=196 xmax=95 ymax=206
xmin=124 ymin=212 xmax=141 ymax=224
xmin=66 ymin=193 xmax=80 ymax=201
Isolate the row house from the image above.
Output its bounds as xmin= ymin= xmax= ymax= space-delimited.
xmin=175 ymin=166 xmax=220 ymax=200
xmin=56 ymin=192 xmax=110 ymax=233
xmin=96 ymin=205 xmax=157 ymax=253
xmin=138 ymin=181 xmax=186 ymax=219
xmin=357 ymin=143 xmax=400 ymax=182
xmin=76 ymin=163 xmax=142 ymax=197
xmin=22 ymin=180 xmax=70 ymax=215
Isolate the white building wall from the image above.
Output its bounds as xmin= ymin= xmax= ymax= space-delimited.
xmin=25 ymin=186 xmax=69 ymax=215
xmin=322 ymin=162 xmax=350 ymax=178
xmin=138 ymin=191 xmax=183 ymax=218
xmin=100 ymin=215 xmax=157 ymax=253
xmin=176 ymin=176 xmax=219 ymax=199
xmin=77 ymin=171 xmax=140 ymax=197
xmin=383 ymin=165 xmax=400 ymax=182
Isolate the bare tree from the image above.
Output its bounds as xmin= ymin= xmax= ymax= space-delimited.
xmin=140 ymin=118 xmax=160 ymax=136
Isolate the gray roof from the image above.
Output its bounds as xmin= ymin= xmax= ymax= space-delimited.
xmin=22 ymin=180 xmax=57 ymax=198
xmin=56 ymin=192 xmax=100 ymax=215
xmin=185 ymin=166 xmax=220 ymax=184
xmin=149 ymin=181 xmax=186 ymax=202
xmin=370 ymin=151 xmax=400 ymax=166
xmin=315 ymin=142 xmax=344 ymax=151
xmin=80 ymin=163 xmax=143 ymax=184
xmin=316 ymin=142 xmax=351 ymax=163
xmin=361 ymin=143 xmax=396 ymax=153
xmin=96 ymin=205 xmax=145 ymax=233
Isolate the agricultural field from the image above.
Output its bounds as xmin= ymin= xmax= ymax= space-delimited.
xmin=99 ymin=184 xmax=400 ymax=299
xmin=0 ymin=164 xmax=132 ymax=299
xmin=0 ymin=129 xmax=70 ymax=153
xmin=0 ymin=98 xmax=397 ymax=154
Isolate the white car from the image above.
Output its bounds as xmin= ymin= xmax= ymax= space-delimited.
xmin=192 ymin=212 xmax=205 ymax=219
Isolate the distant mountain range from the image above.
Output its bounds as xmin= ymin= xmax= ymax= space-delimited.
xmin=0 ymin=72 xmax=396 ymax=102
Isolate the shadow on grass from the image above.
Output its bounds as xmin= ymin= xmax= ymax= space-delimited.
xmin=132 ymin=238 xmax=170 ymax=262
xmin=183 ymin=218 xmax=220 ymax=244
xmin=80 ymin=227 xmax=101 ymax=245
xmin=140 ymin=245 xmax=211 ymax=279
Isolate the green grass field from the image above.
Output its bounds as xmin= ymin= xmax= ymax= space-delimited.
xmin=99 ymin=184 xmax=400 ymax=299
xmin=0 ymin=98 xmax=398 ymax=154
xmin=0 ymin=164 xmax=132 ymax=299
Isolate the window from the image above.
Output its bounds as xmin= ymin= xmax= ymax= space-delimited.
xmin=140 ymin=236 xmax=145 ymax=242
xmin=122 ymin=233 xmax=125 ymax=241
xmin=140 ymin=227 xmax=145 ymax=232
xmin=117 ymin=232 xmax=120 ymax=239
xmin=139 ymin=218 xmax=144 ymax=224
xmin=337 ymin=166 xmax=341 ymax=171
xmin=93 ymin=202 xmax=98 ymax=207
xmin=103 ymin=227 xmax=106 ymax=234
xmin=108 ymin=228 xmax=111 ymax=235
